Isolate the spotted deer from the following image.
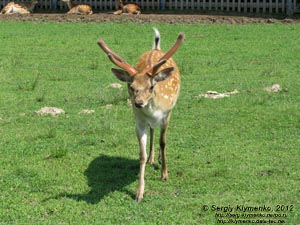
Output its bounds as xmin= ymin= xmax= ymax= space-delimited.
xmin=113 ymin=0 xmax=141 ymax=15
xmin=98 ymin=28 xmax=185 ymax=202
xmin=1 ymin=0 xmax=38 ymax=14
xmin=61 ymin=0 xmax=93 ymax=15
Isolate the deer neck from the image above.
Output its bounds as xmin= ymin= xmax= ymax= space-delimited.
xmin=29 ymin=1 xmax=37 ymax=11
xmin=65 ymin=0 xmax=73 ymax=9
xmin=135 ymin=50 xmax=164 ymax=72
xmin=133 ymin=103 xmax=167 ymax=129
xmin=119 ymin=0 xmax=124 ymax=8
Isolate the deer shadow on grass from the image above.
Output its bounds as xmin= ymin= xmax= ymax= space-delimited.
xmin=56 ymin=155 xmax=139 ymax=204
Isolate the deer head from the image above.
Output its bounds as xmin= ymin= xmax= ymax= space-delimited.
xmin=97 ymin=30 xmax=184 ymax=108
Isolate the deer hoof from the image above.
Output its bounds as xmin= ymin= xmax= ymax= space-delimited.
xmin=147 ymin=158 xmax=155 ymax=165
xmin=135 ymin=195 xmax=143 ymax=202
xmin=161 ymin=174 xmax=168 ymax=181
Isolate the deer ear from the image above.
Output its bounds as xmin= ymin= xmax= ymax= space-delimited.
xmin=153 ymin=67 xmax=174 ymax=83
xmin=111 ymin=68 xmax=133 ymax=83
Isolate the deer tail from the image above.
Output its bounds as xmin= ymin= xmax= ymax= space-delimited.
xmin=152 ymin=27 xmax=161 ymax=50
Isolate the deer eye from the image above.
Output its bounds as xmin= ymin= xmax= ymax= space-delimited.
xmin=149 ymin=85 xmax=154 ymax=92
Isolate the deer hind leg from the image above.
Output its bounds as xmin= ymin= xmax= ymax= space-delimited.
xmin=113 ymin=9 xmax=122 ymax=15
xmin=6 ymin=6 xmax=13 ymax=14
xmin=135 ymin=125 xmax=147 ymax=202
xmin=160 ymin=113 xmax=171 ymax=180
xmin=147 ymin=128 xmax=155 ymax=164
xmin=21 ymin=9 xmax=30 ymax=14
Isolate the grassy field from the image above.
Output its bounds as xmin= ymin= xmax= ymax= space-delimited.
xmin=1 ymin=21 xmax=300 ymax=224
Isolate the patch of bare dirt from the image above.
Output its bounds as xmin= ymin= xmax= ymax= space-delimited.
xmin=0 ymin=13 xmax=299 ymax=24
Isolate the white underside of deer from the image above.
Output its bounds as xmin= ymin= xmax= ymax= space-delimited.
xmin=98 ymin=28 xmax=184 ymax=202
xmin=6 ymin=6 xmax=29 ymax=14
xmin=1 ymin=0 xmax=38 ymax=14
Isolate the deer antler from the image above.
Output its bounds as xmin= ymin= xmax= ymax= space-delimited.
xmin=147 ymin=59 xmax=167 ymax=76
xmin=147 ymin=33 xmax=185 ymax=76
xmin=159 ymin=33 xmax=185 ymax=62
xmin=98 ymin=39 xmax=137 ymax=76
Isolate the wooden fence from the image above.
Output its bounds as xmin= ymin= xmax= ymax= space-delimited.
xmin=0 ymin=0 xmax=298 ymax=14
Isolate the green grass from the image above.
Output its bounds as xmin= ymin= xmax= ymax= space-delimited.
xmin=1 ymin=21 xmax=300 ymax=224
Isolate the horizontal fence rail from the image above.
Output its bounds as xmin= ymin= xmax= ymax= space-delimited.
xmin=0 ymin=0 xmax=298 ymax=14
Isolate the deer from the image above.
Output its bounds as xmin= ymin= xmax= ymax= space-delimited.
xmin=113 ymin=0 xmax=141 ymax=15
xmin=61 ymin=0 xmax=93 ymax=15
xmin=97 ymin=28 xmax=185 ymax=202
xmin=1 ymin=0 xmax=38 ymax=14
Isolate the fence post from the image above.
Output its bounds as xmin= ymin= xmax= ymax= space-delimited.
xmin=51 ymin=0 xmax=57 ymax=10
xmin=286 ymin=0 xmax=293 ymax=16
xmin=160 ymin=0 xmax=166 ymax=10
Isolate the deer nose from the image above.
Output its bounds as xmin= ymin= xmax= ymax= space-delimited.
xmin=135 ymin=102 xmax=143 ymax=108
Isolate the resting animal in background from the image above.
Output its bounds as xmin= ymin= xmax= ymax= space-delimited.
xmin=1 ymin=0 xmax=38 ymax=14
xmin=114 ymin=0 xmax=141 ymax=15
xmin=61 ymin=0 xmax=93 ymax=15
xmin=97 ymin=28 xmax=185 ymax=202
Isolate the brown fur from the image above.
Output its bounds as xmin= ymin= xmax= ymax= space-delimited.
xmin=1 ymin=0 xmax=38 ymax=14
xmin=114 ymin=0 xmax=141 ymax=15
xmin=134 ymin=50 xmax=180 ymax=111
xmin=62 ymin=0 xmax=93 ymax=15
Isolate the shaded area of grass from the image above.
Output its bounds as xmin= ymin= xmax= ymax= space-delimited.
xmin=53 ymin=155 xmax=139 ymax=204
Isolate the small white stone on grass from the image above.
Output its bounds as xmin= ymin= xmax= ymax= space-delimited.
xmin=265 ymin=84 xmax=281 ymax=93
xmin=127 ymin=99 xmax=132 ymax=107
xmin=35 ymin=107 xmax=65 ymax=116
xmin=103 ymin=104 xmax=113 ymax=109
xmin=196 ymin=89 xmax=239 ymax=99
xmin=79 ymin=109 xmax=95 ymax=115
xmin=110 ymin=83 xmax=122 ymax=89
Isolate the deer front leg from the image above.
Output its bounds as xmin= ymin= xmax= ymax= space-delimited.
xmin=135 ymin=125 xmax=147 ymax=202
xmin=147 ymin=128 xmax=155 ymax=164
xmin=160 ymin=113 xmax=171 ymax=180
